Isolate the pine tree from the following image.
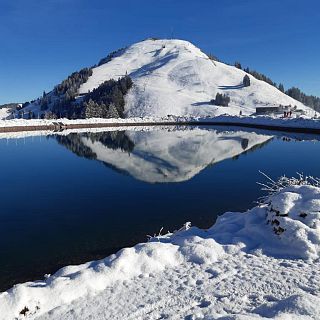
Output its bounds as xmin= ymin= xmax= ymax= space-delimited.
xmin=278 ymin=83 xmax=285 ymax=93
xmin=243 ymin=74 xmax=251 ymax=87
xmin=84 ymin=99 xmax=98 ymax=118
xmin=235 ymin=62 xmax=242 ymax=69
xmin=107 ymin=103 xmax=120 ymax=118
xmin=212 ymin=93 xmax=230 ymax=106
xmin=286 ymin=87 xmax=302 ymax=101
xmin=40 ymin=97 xmax=48 ymax=111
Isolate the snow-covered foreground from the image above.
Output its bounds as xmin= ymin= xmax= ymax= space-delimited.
xmin=1 ymin=178 xmax=320 ymax=319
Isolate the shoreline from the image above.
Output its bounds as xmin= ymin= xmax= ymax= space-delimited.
xmin=1 ymin=182 xmax=319 ymax=319
xmin=1 ymin=115 xmax=320 ymax=135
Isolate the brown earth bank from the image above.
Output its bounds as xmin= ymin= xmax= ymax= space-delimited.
xmin=1 ymin=121 xmax=320 ymax=134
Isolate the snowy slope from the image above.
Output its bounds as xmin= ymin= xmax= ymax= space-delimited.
xmin=79 ymin=128 xmax=271 ymax=183
xmin=0 ymin=108 xmax=11 ymax=119
xmin=79 ymin=39 xmax=312 ymax=118
xmin=1 ymin=182 xmax=319 ymax=319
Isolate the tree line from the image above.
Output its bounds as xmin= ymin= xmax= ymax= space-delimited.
xmin=50 ymin=67 xmax=93 ymax=115
xmin=38 ymin=70 xmax=133 ymax=119
xmin=97 ymin=47 xmax=126 ymax=66
xmin=235 ymin=62 xmax=276 ymax=87
xmin=54 ymin=68 xmax=93 ymax=97
xmin=234 ymin=61 xmax=320 ymax=111
xmin=285 ymin=87 xmax=320 ymax=112
xmin=55 ymin=131 xmax=135 ymax=160
xmin=20 ymin=67 xmax=94 ymax=117
xmin=83 ymin=76 xmax=133 ymax=118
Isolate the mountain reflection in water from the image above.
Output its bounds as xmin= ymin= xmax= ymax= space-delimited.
xmin=55 ymin=128 xmax=272 ymax=183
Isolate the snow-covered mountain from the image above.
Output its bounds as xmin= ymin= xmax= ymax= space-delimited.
xmin=78 ymin=39 xmax=311 ymax=117
xmin=11 ymin=38 xmax=313 ymax=120
xmin=58 ymin=128 xmax=272 ymax=183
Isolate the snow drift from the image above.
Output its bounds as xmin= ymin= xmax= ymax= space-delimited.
xmin=1 ymin=179 xmax=320 ymax=319
xmin=210 ymin=184 xmax=320 ymax=260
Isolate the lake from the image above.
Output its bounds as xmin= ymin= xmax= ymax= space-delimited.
xmin=1 ymin=125 xmax=320 ymax=291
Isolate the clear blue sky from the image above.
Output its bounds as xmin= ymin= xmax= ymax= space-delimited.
xmin=1 ymin=0 xmax=319 ymax=104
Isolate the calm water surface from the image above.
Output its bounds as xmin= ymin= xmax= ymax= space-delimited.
xmin=1 ymin=126 xmax=320 ymax=291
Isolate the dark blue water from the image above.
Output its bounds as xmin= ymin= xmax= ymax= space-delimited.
xmin=1 ymin=127 xmax=320 ymax=291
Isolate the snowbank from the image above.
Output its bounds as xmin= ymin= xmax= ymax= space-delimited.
xmin=1 ymin=179 xmax=320 ymax=319
xmin=210 ymin=184 xmax=320 ymax=260
xmin=0 ymin=116 xmax=170 ymax=127
xmin=201 ymin=114 xmax=320 ymax=131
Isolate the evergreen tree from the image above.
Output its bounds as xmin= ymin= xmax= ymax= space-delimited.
xmin=241 ymin=138 xmax=249 ymax=150
xmin=84 ymin=99 xmax=99 ymax=118
xmin=235 ymin=62 xmax=242 ymax=69
xmin=212 ymin=93 xmax=230 ymax=106
xmin=278 ymin=83 xmax=285 ymax=93
xmin=107 ymin=103 xmax=120 ymax=118
xmin=286 ymin=87 xmax=302 ymax=101
xmin=82 ymin=76 xmax=133 ymax=119
xmin=40 ymin=97 xmax=48 ymax=111
xmin=243 ymin=74 xmax=251 ymax=87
